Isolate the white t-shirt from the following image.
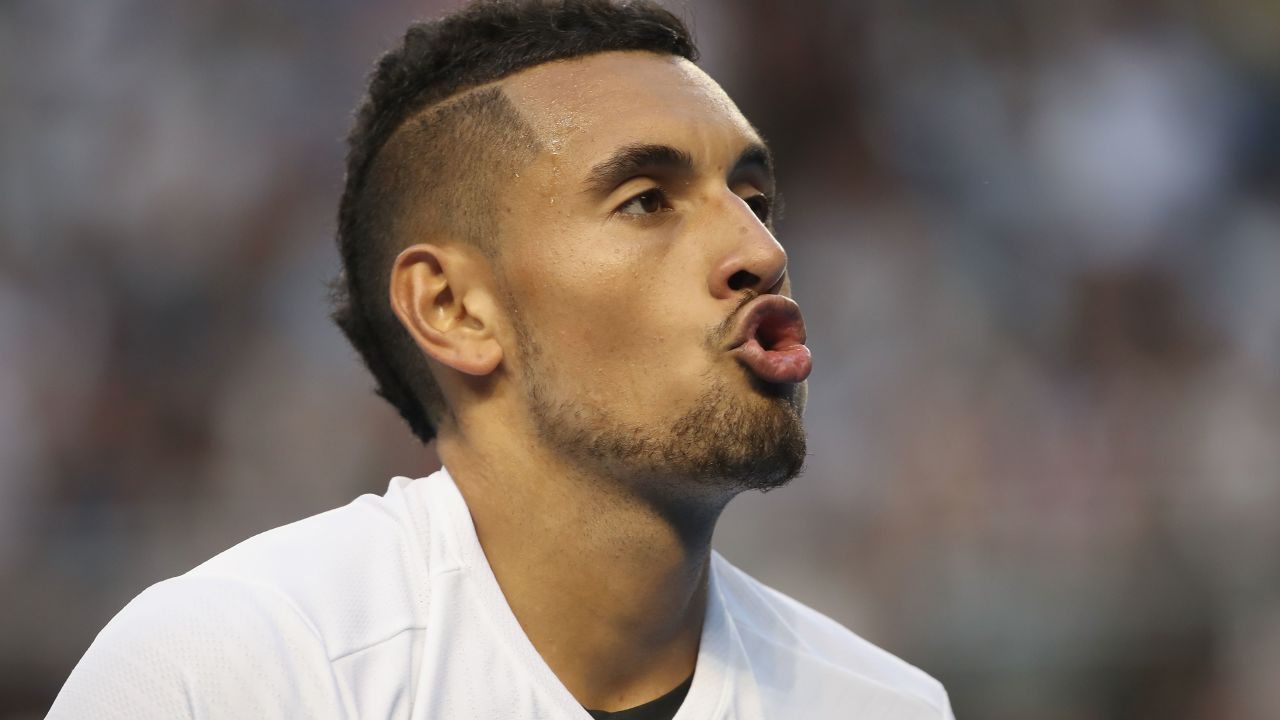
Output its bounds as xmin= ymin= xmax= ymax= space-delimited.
xmin=49 ymin=469 xmax=954 ymax=719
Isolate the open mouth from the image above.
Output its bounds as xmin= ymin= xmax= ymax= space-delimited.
xmin=727 ymin=295 xmax=812 ymax=384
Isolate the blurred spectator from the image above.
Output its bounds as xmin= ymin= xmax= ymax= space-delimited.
xmin=2 ymin=0 xmax=1276 ymax=718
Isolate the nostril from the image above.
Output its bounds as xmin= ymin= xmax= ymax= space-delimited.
xmin=727 ymin=269 xmax=759 ymax=292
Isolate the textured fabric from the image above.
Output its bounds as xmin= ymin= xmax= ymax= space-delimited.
xmin=49 ymin=469 xmax=955 ymax=719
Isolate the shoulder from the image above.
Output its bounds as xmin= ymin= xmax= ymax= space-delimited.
xmin=50 ymin=476 xmax=444 ymax=719
xmin=711 ymin=553 xmax=953 ymax=719
xmin=48 ymin=573 xmax=345 ymax=719
xmin=188 ymin=476 xmax=435 ymax=658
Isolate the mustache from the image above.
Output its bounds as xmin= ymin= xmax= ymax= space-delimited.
xmin=708 ymin=290 xmax=760 ymax=349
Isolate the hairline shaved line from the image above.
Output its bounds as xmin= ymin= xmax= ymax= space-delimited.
xmin=369 ymin=81 xmax=545 ymax=259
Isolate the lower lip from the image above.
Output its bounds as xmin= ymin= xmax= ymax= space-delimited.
xmin=736 ymin=337 xmax=812 ymax=384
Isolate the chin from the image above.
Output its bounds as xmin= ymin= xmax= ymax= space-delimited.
xmin=524 ymin=360 xmax=808 ymax=495
xmin=669 ymin=375 xmax=808 ymax=493
xmin=746 ymin=374 xmax=807 ymax=409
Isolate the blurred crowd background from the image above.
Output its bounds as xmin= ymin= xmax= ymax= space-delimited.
xmin=3 ymin=0 xmax=1278 ymax=717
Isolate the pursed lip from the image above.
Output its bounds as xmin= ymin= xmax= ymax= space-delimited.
xmin=723 ymin=294 xmax=808 ymax=353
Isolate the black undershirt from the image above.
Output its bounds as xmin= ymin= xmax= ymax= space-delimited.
xmin=584 ymin=674 xmax=694 ymax=720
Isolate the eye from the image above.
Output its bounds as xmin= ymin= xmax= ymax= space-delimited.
xmin=617 ymin=188 xmax=670 ymax=216
xmin=745 ymin=194 xmax=772 ymax=223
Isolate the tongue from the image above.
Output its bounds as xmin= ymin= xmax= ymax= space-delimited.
xmin=738 ymin=337 xmax=812 ymax=384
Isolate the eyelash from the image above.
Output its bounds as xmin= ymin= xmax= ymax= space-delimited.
xmin=745 ymin=194 xmax=772 ymax=223
xmin=616 ymin=187 xmax=672 ymax=217
xmin=614 ymin=188 xmax=774 ymax=223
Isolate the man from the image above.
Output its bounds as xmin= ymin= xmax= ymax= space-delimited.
xmin=50 ymin=1 xmax=953 ymax=718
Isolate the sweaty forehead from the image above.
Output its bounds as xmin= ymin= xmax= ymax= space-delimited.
xmin=499 ymin=51 xmax=759 ymax=168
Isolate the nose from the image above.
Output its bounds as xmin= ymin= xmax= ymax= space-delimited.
xmin=707 ymin=194 xmax=788 ymax=299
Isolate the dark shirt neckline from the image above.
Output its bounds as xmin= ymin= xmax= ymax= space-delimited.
xmin=584 ymin=674 xmax=695 ymax=720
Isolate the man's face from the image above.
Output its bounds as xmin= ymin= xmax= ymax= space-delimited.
xmin=492 ymin=51 xmax=809 ymax=495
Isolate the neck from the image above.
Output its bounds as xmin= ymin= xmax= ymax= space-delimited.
xmin=437 ymin=429 xmax=729 ymax=712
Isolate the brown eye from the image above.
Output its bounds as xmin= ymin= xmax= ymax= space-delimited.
xmin=618 ymin=188 xmax=669 ymax=216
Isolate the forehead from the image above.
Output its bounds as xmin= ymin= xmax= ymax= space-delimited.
xmin=500 ymin=51 xmax=760 ymax=170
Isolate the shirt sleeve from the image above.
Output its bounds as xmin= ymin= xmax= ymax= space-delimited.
xmin=47 ymin=574 xmax=348 ymax=720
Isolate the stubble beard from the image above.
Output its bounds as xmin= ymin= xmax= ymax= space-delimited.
xmin=511 ymin=313 xmax=808 ymax=498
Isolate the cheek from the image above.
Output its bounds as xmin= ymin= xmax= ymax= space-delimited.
xmin=548 ymin=288 xmax=661 ymax=364
xmin=558 ymin=296 xmax=720 ymax=415
xmin=506 ymin=221 xmax=653 ymax=350
xmin=503 ymin=215 xmax=718 ymax=402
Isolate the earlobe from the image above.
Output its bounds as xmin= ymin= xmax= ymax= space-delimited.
xmin=389 ymin=244 xmax=503 ymax=376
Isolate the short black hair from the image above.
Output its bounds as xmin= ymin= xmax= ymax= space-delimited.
xmin=331 ymin=0 xmax=698 ymax=444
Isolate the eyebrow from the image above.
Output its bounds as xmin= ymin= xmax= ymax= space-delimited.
xmin=733 ymin=143 xmax=774 ymax=184
xmin=584 ymin=143 xmax=693 ymax=195
xmin=582 ymin=141 xmax=775 ymax=195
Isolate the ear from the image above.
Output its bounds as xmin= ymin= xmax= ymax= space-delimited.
xmin=389 ymin=243 xmax=503 ymax=376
